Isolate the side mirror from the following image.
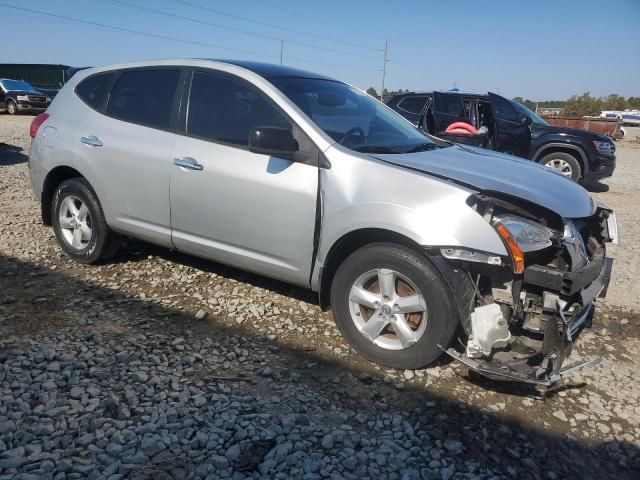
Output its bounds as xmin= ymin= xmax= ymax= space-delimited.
xmin=249 ymin=126 xmax=299 ymax=157
xmin=521 ymin=115 xmax=533 ymax=126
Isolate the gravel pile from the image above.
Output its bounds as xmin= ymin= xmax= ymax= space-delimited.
xmin=1 ymin=116 xmax=639 ymax=479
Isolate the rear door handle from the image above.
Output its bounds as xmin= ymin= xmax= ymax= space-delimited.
xmin=173 ymin=157 xmax=203 ymax=171
xmin=80 ymin=135 xmax=103 ymax=147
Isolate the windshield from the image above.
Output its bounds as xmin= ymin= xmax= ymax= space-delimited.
xmin=270 ymin=77 xmax=445 ymax=154
xmin=0 ymin=80 xmax=36 ymax=91
xmin=509 ymin=99 xmax=548 ymax=126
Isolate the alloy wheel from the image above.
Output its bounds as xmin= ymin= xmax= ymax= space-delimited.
xmin=544 ymin=158 xmax=573 ymax=177
xmin=58 ymin=195 xmax=92 ymax=250
xmin=348 ymin=268 xmax=428 ymax=350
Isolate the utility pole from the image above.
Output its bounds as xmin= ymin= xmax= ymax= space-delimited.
xmin=280 ymin=38 xmax=284 ymax=65
xmin=380 ymin=39 xmax=388 ymax=102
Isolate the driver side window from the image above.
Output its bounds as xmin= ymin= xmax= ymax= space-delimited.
xmin=188 ymin=71 xmax=290 ymax=147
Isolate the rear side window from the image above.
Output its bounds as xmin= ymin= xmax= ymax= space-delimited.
xmin=187 ymin=71 xmax=289 ymax=147
xmin=107 ymin=69 xmax=181 ymax=130
xmin=398 ymin=96 xmax=427 ymax=114
xmin=75 ymin=73 xmax=113 ymax=108
xmin=434 ymin=94 xmax=464 ymax=117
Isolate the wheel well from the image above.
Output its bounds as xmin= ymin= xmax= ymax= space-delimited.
xmin=535 ymin=146 xmax=585 ymax=174
xmin=41 ymin=166 xmax=84 ymax=225
xmin=318 ymin=228 xmax=422 ymax=311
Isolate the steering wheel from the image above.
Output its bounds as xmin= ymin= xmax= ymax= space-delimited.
xmin=339 ymin=127 xmax=366 ymax=146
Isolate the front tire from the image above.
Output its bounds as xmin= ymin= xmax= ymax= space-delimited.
xmin=6 ymin=100 xmax=17 ymax=115
xmin=330 ymin=243 xmax=462 ymax=369
xmin=540 ymin=152 xmax=581 ymax=181
xmin=52 ymin=178 xmax=120 ymax=264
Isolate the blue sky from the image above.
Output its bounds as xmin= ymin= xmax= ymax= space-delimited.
xmin=2 ymin=0 xmax=639 ymax=100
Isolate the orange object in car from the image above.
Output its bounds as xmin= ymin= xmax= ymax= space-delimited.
xmin=445 ymin=122 xmax=478 ymax=135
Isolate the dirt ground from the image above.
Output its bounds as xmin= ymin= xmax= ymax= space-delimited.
xmin=1 ymin=116 xmax=639 ymax=479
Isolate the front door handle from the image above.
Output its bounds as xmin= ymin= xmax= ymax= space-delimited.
xmin=80 ymin=135 xmax=103 ymax=147
xmin=173 ymin=157 xmax=203 ymax=171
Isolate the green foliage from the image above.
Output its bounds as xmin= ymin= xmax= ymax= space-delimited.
xmin=366 ymin=87 xmax=409 ymax=99
xmin=605 ymin=94 xmax=629 ymax=111
xmin=383 ymin=88 xmax=409 ymax=97
xmin=514 ymin=93 xmax=639 ymax=117
xmin=512 ymin=97 xmax=537 ymax=111
xmin=513 ymin=97 xmax=565 ymax=111
xmin=563 ymin=92 xmax=603 ymax=116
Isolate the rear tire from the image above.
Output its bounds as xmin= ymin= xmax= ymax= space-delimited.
xmin=540 ymin=152 xmax=581 ymax=181
xmin=52 ymin=178 xmax=120 ymax=264
xmin=330 ymin=243 xmax=462 ymax=369
xmin=6 ymin=100 xmax=17 ymax=115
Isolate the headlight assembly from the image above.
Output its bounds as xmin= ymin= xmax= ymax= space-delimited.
xmin=16 ymin=95 xmax=28 ymax=101
xmin=493 ymin=215 xmax=553 ymax=273
xmin=593 ymin=140 xmax=614 ymax=155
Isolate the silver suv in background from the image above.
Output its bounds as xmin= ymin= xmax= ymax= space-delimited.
xmin=28 ymin=59 xmax=618 ymax=386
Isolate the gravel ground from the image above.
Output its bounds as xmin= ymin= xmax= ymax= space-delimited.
xmin=1 ymin=115 xmax=639 ymax=480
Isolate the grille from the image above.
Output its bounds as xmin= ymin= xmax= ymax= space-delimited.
xmin=27 ymin=95 xmax=47 ymax=103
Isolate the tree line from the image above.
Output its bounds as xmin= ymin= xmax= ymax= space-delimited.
xmin=366 ymin=87 xmax=409 ymax=99
xmin=515 ymin=93 xmax=640 ymax=116
xmin=366 ymin=87 xmax=640 ymax=117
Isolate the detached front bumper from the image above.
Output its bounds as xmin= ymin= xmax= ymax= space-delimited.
xmin=446 ymin=255 xmax=613 ymax=387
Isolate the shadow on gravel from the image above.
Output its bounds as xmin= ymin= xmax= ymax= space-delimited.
xmin=1 ymin=253 xmax=638 ymax=480
xmin=0 ymin=143 xmax=28 ymax=166
xmin=110 ymin=238 xmax=319 ymax=305
xmin=582 ymin=181 xmax=610 ymax=193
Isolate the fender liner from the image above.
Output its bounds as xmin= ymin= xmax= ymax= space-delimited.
xmin=428 ymin=254 xmax=475 ymax=333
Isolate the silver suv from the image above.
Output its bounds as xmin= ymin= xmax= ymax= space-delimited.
xmin=28 ymin=59 xmax=618 ymax=385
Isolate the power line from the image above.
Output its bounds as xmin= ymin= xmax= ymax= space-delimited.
xmin=0 ymin=3 xmax=277 ymax=59
xmin=167 ymin=0 xmax=382 ymax=53
xmin=102 ymin=0 xmax=382 ymax=60
xmin=0 ymin=3 xmax=378 ymax=72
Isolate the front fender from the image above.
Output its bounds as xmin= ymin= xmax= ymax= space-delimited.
xmin=317 ymin=199 xmax=507 ymax=267
xmin=532 ymin=139 xmax=588 ymax=167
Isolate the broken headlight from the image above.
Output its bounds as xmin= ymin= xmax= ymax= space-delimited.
xmin=494 ymin=215 xmax=553 ymax=253
xmin=493 ymin=215 xmax=553 ymax=273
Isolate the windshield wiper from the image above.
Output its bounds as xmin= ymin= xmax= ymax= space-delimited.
xmin=403 ymin=143 xmax=446 ymax=153
xmin=352 ymin=145 xmax=399 ymax=154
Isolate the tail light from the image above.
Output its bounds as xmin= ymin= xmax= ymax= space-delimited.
xmin=29 ymin=113 xmax=49 ymax=139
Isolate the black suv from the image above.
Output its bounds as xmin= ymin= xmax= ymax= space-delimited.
xmin=387 ymin=91 xmax=616 ymax=182
xmin=0 ymin=79 xmax=51 ymax=115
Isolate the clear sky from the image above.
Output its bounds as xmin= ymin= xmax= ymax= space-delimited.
xmin=2 ymin=0 xmax=639 ymax=100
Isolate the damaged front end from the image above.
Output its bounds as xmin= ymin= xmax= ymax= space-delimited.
xmin=440 ymin=194 xmax=617 ymax=386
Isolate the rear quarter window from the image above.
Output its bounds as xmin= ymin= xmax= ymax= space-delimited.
xmin=106 ymin=69 xmax=181 ymax=130
xmin=75 ymin=72 xmax=114 ymax=108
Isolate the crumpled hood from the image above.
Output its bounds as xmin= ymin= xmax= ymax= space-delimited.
xmin=372 ymin=145 xmax=596 ymax=218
